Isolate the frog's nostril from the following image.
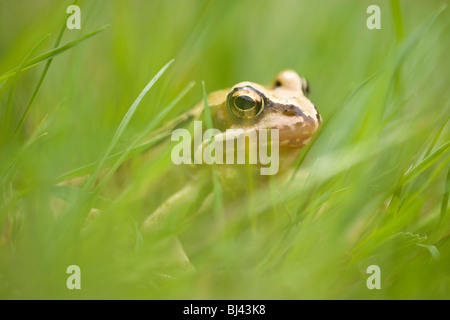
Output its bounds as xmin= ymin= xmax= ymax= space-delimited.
xmin=274 ymin=80 xmax=282 ymax=88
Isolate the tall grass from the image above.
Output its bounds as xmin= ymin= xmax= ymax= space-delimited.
xmin=0 ymin=0 xmax=448 ymax=299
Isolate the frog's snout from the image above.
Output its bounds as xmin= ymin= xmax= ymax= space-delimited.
xmin=278 ymin=116 xmax=319 ymax=148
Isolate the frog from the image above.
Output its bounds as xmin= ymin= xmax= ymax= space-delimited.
xmin=152 ymin=69 xmax=321 ymax=176
xmin=203 ymin=69 xmax=320 ymax=172
xmin=139 ymin=70 xmax=321 ymax=267
xmin=204 ymin=69 xmax=321 ymax=149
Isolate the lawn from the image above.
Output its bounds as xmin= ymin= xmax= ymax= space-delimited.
xmin=0 ymin=0 xmax=449 ymax=299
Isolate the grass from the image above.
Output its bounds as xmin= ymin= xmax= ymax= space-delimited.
xmin=0 ymin=0 xmax=449 ymax=299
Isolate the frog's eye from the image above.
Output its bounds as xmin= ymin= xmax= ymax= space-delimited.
xmin=272 ymin=70 xmax=311 ymax=97
xmin=227 ymin=86 xmax=265 ymax=120
xmin=300 ymin=77 xmax=310 ymax=97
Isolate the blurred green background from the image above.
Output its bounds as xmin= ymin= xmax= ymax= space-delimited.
xmin=0 ymin=0 xmax=449 ymax=299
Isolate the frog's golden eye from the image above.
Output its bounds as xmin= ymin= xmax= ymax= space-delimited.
xmin=300 ymin=76 xmax=310 ymax=97
xmin=227 ymin=86 xmax=265 ymax=120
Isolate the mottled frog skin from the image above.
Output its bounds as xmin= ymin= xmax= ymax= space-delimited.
xmin=142 ymin=70 xmax=321 ymax=231
xmin=206 ymin=69 xmax=321 ymax=149
xmin=140 ymin=71 xmax=322 ymax=267
xmin=166 ymin=70 xmax=321 ymax=172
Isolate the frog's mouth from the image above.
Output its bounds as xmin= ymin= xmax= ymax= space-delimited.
xmin=276 ymin=121 xmax=318 ymax=148
xmin=253 ymin=113 xmax=319 ymax=149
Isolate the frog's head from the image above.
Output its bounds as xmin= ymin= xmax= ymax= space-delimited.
xmin=213 ymin=70 xmax=321 ymax=149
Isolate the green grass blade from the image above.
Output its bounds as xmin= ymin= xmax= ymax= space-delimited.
xmin=402 ymin=141 xmax=450 ymax=186
xmin=424 ymin=115 xmax=449 ymax=158
xmin=49 ymin=59 xmax=174 ymax=249
xmin=394 ymin=5 xmax=445 ymax=73
xmin=0 ymin=115 xmax=50 ymax=187
xmin=390 ymin=0 xmax=404 ymax=43
xmin=399 ymin=157 xmax=450 ymax=213
xmin=287 ymin=70 xmax=380 ymax=186
xmin=416 ymin=244 xmax=440 ymax=261
xmin=440 ymin=166 xmax=450 ymax=223
xmin=14 ymin=17 xmax=68 ymax=137
xmin=93 ymin=81 xmax=195 ymax=192
xmin=141 ymin=81 xmax=196 ymax=138
xmin=57 ymin=80 xmax=194 ymax=184
xmin=202 ymin=81 xmax=223 ymax=216
xmin=56 ymin=132 xmax=171 ymax=183
xmin=81 ymin=59 xmax=174 ymax=195
xmin=0 ymin=25 xmax=108 ymax=82
xmin=202 ymin=81 xmax=213 ymax=130
xmin=51 ymin=185 xmax=112 ymax=210
xmin=3 ymin=33 xmax=51 ymax=131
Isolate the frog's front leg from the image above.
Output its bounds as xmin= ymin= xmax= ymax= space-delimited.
xmin=141 ymin=179 xmax=208 ymax=234
xmin=140 ymin=177 xmax=212 ymax=269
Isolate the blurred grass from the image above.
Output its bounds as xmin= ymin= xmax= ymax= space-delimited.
xmin=0 ymin=0 xmax=449 ymax=299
